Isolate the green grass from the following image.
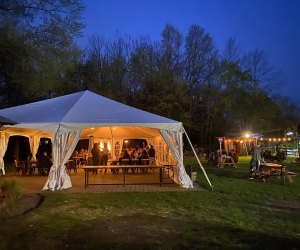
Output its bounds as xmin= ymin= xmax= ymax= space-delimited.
xmin=0 ymin=156 xmax=299 ymax=249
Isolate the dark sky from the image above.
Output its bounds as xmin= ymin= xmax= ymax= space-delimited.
xmin=78 ymin=0 xmax=300 ymax=105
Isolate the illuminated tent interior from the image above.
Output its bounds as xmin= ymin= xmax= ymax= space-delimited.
xmin=0 ymin=91 xmax=212 ymax=190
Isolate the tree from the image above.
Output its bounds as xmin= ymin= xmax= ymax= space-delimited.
xmin=0 ymin=0 xmax=84 ymax=106
xmin=241 ymin=49 xmax=277 ymax=91
xmin=160 ymin=24 xmax=183 ymax=76
xmin=183 ymin=24 xmax=219 ymax=145
xmin=222 ymin=37 xmax=241 ymax=64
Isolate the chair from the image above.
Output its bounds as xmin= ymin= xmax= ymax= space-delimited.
xmin=66 ymin=160 xmax=77 ymax=174
xmin=14 ymin=160 xmax=26 ymax=175
xmin=28 ymin=161 xmax=39 ymax=175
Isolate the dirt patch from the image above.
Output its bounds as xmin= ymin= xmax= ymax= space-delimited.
xmin=63 ymin=212 xmax=183 ymax=249
xmin=0 ymin=193 xmax=43 ymax=219
xmin=266 ymin=200 xmax=300 ymax=215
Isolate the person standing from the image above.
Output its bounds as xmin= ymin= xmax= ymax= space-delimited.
xmin=249 ymin=144 xmax=261 ymax=179
xmin=148 ymin=145 xmax=156 ymax=165
xmin=91 ymin=143 xmax=100 ymax=174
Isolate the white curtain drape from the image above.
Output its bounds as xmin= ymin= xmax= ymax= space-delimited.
xmin=29 ymin=135 xmax=40 ymax=161
xmin=160 ymin=129 xmax=193 ymax=188
xmin=87 ymin=135 xmax=94 ymax=158
xmin=43 ymin=128 xmax=82 ymax=191
xmin=0 ymin=132 xmax=10 ymax=175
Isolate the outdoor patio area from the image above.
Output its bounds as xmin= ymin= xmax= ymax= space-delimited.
xmin=1 ymin=168 xmax=203 ymax=193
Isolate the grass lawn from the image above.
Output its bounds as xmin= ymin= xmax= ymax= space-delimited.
xmin=0 ymin=156 xmax=299 ymax=249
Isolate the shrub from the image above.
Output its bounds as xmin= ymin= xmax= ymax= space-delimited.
xmin=0 ymin=179 xmax=21 ymax=209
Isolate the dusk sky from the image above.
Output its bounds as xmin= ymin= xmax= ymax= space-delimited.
xmin=78 ymin=0 xmax=300 ymax=105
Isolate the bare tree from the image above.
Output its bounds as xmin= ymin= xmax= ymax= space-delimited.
xmin=242 ymin=49 xmax=277 ymax=90
xmin=160 ymin=24 xmax=183 ymax=75
xmin=222 ymin=37 xmax=241 ymax=63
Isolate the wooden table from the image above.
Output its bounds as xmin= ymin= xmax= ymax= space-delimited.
xmin=82 ymin=165 xmax=175 ymax=188
xmin=217 ymin=156 xmax=237 ymax=168
xmin=259 ymin=162 xmax=286 ymax=183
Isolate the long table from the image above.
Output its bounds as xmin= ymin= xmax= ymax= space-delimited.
xmin=82 ymin=165 xmax=175 ymax=188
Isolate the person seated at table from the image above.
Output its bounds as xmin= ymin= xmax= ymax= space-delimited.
xmin=72 ymin=149 xmax=79 ymax=157
xmin=38 ymin=152 xmax=52 ymax=175
xmin=228 ymin=149 xmax=238 ymax=163
xmin=130 ymin=148 xmax=136 ymax=159
xmin=119 ymin=149 xmax=131 ymax=173
xmin=83 ymin=149 xmax=89 ymax=159
xmin=138 ymin=149 xmax=149 ymax=173
xmin=119 ymin=149 xmax=130 ymax=164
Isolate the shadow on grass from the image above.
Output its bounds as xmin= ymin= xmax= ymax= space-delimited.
xmin=1 ymin=211 xmax=299 ymax=249
xmin=13 ymin=213 xmax=298 ymax=250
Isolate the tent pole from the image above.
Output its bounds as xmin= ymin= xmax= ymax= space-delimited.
xmin=183 ymin=127 xmax=213 ymax=190
xmin=110 ymin=126 xmax=114 ymax=159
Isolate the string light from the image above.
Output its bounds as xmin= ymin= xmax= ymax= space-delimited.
xmin=222 ymin=137 xmax=294 ymax=142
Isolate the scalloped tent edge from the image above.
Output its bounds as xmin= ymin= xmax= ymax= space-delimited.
xmin=0 ymin=91 xmax=212 ymax=190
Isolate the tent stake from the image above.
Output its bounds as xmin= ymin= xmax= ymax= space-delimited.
xmin=183 ymin=128 xmax=213 ymax=190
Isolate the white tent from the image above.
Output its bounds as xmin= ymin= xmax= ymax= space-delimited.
xmin=0 ymin=91 xmax=212 ymax=189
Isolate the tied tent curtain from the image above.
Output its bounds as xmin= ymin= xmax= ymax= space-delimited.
xmin=43 ymin=128 xmax=82 ymax=191
xmin=29 ymin=135 xmax=40 ymax=161
xmin=160 ymin=129 xmax=193 ymax=188
xmin=0 ymin=132 xmax=9 ymax=175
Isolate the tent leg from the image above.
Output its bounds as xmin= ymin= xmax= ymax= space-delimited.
xmin=183 ymin=128 xmax=213 ymax=190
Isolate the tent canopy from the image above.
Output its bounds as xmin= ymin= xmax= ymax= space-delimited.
xmin=0 ymin=90 xmax=211 ymax=190
xmin=0 ymin=91 xmax=182 ymax=132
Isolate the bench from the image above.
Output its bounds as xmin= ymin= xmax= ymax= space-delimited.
xmin=82 ymin=165 xmax=175 ymax=187
xmin=258 ymin=163 xmax=297 ymax=184
xmin=217 ymin=162 xmax=237 ymax=168
xmin=286 ymin=171 xmax=297 ymax=183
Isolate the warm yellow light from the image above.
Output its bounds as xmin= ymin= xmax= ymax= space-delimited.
xmin=245 ymin=133 xmax=250 ymax=138
xmin=273 ymin=138 xmax=276 ymax=141
xmin=260 ymin=138 xmax=263 ymax=141
xmin=268 ymin=138 xmax=272 ymax=142
xmin=283 ymin=138 xmax=286 ymax=141
xmin=288 ymin=138 xmax=291 ymax=141
xmin=278 ymin=138 xmax=281 ymax=141
xmin=107 ymin=139 xmax=111 ymax=152
xmin=124 ymin=140 xmax=128 ymax=143
xmin=91 ymin=127 xmax=95 ymax=130
xmin=100 ymin=138 xmax=104 ymax=149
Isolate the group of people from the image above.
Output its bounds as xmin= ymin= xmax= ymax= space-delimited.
xmin=72 ymin=148 xmax=89 ymax=160
xmin=208 ymin=149 xmax=238 ymax=166
xmin=118 ymin=145 xmax=156 ymax=166
xmin=249 ymin=144 xmax=286 ymax=179
xmin=90 ymin=143 xmax=155 ymax=174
